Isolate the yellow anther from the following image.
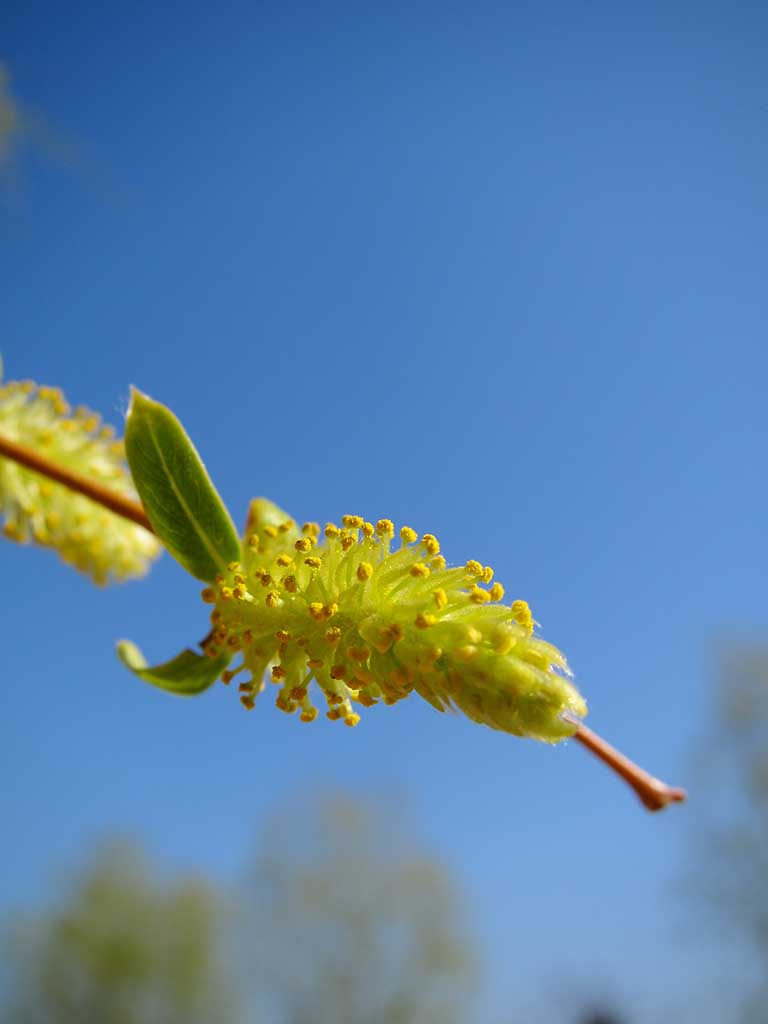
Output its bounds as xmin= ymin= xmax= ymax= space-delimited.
xmin=300 ymin=708 xmax=318 ymax=723
xmin=466 ymin=626 xmax=483 ymax=644
xmin=240 ymin=696 xmax=256 ymax=710
xmin=258 ymin=572 xmax=273 ymax=587
xmin=324 ymin=522 xmax=341 ymax=537
xmin=415 ymin=612 xmax=437 ymax=629
xmin=282 ymin=575 xmax=297 ymax=592
xmin=465 ymin=560 xmax=483 ymax=577
xmin=356 ymin=561 xmax=374 ymax=581
xmin=400 ymin=526 xmax=417 ymax=544
xmin=242 ymin=629 xmax=253 ymax=643
xmin=421 ymin=534 xmax=440 ymax=556
xmin=278 ymin=518 xmax=295 ymax=532
xmin=221 ymin=670 xmax=235 ymax=685
xmin=263 ymin=525 xmax=278 ymax=539
xmin=358 ymin=521 xmax=373 ymax=539
xmin=390 ymin=668 xmax=409 ymax=687
xmin=294 ymin=537 xmax=313 ymax=553
xmin=489 ymin=582 xmax=505 ymax=601
xmin=481 ymin=566 xmax=494 ymax=584
xmin=470 ymin=585 xmax=490 ymax=604
xmin=323 ymin=602 xmax=338 ymax=619
xmin=342 ymin=514 xmax=364 ymax=529
xmin=220 ymin=586 xmax=233 ymax=600
xmin=247 ymin=534 xmax=259 ymax=549
xmin=376 ymin=518 xmax=395 ymax=536
xmin=308 ymin=658 xmax=324 ymax=669
xmin=271 ymin=665 xmax=286 ymax=681
xmin=227 ymin=561 xmax=241 ymax=572
xmin=233 ymin=573 xmax=245 ymax=585
xmin=326 ymin=707 xmax=343 ymax=721
xmin=304 ymin=556 xmax=322 ymax=569
xmin=265 ymin=590 xmax=281 ymax=608
xmin=301 ymin=521 xmax=320 ymax=537
xmin=455 ymin=644 xmax=478 ymax=662
xmin=511 ymin=599 xmax=534 ymax=633
xmin=341 ymin=535 xmax=356 ymax=551
xmin=238 ymin=682 xmax=254 ymax=695
xmin=493 ymin=627 xmax=516 ymax=655
xmin=357 ymin=693 xmax=377 ymax=708
xmin=309 ymin=601 xmax=325 ymax=620
xmin=431 ymin=555 xmax=447 ymax=570
xmin=289 ymin=686 xmax=308 ymax=701
xmin=275 ymin=694 xmax=295 ymax=713
xmin=433 ymin=587 xmax=448 ymax=609
xmin=276 ymin=554 xmax=294 ymax=567
xmin=226 ymin=636 xmax=241 ymax=649
xmin=325 ymin=626 xmax=342 ymax=644
xmin=275 ymin=630 xmax=291 ymax=643
xmin=201 ymin=587 xmax=217 ymax=603
xmin=232 ymin=585 xmax=248 ymax=600
xmin=345 ymin=713 xmax=361 ymax=727
xmin=410 ymin=562 xmax=430 ymax=578
xmin=330 ymin=664 xmax=346 ymax=680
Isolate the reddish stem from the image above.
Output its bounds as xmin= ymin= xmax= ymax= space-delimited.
xmin=572 ymin=719 xmax=687 ymax=812
xmin=0 ymin=432 xmax=154 ymax=533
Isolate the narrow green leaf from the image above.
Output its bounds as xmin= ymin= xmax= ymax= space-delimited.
xmin=124 ymin=389 xmax=240 ymax=581
xmin=117 ymin=639 xmax=230 ymax=696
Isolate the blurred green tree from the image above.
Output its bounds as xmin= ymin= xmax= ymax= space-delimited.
xmin=2 ymin=840 xmax=238 ymax=1024
xmin=686 ymin=646 xmax=768 ymax=1021
xmin=244 ymin=794 xmax=476 ymax=1024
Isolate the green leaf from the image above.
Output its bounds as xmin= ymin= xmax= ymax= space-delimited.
xmin=125 ymin=389 xmax=241 ymax=581
xmin=117 ymin=639 xmax=230 ymax=696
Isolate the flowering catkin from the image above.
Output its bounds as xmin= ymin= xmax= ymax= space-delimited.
xmin=0 ymin=371 xmax=161 ymax=584
xmin=202 ymin=499 xmax=586 ymax=743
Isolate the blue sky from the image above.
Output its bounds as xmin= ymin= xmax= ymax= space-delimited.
xmin=1 ymin=2 xmax=766 ymax=1019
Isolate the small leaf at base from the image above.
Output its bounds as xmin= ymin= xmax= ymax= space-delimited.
xmin=117 ymin=639 xmax=230 ymax=695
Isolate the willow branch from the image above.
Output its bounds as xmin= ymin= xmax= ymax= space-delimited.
xmin=0 ymin=431 xmax=686 ymax=810
xmin=0 ymin=432 xmax=154 ymax=533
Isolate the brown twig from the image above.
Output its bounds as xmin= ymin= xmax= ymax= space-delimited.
xmin=0 ymin=432 xmax=154 ymax=533
xmin=570 ymin=718 xmax=687 ymax=812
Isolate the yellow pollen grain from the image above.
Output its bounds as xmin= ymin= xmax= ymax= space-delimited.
xmin=220 ymin=586 xmax=233 ymax=600
xmin=465 ymin=560 xmax=483 ymax=577
xmin=341 ymin=536 xmax=356 ymax=551
xmin=481 ymin=566 xmax=494 ymax=583
xmin=415 ymin=612 xmax=436 ymax=629
xmin=361 ymin=521 xmax=375 ymax=538
xmin=489 ymin=582 xmax=505 ymax=601
xmin=400 ymin=526 xmax=417 ymax=544
xmin=410 ymin=562 xmax=430 ymax=578
xmin=342 ymin=514 xmax=364 ymax=529
xmin=304 ymin=556 xmax=322 ymax=569
xmin=294 ymin=537 xmax=313 ymax=552
xmin=324 ymin=522 xmax=341 ymax=537
xmin=376 ymin=519 xmax=394 ymax=536
xmin=356 ymin=561 xmax=373 ymax=581
xmin=470 ymin=585 xmax=490 ymax=604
